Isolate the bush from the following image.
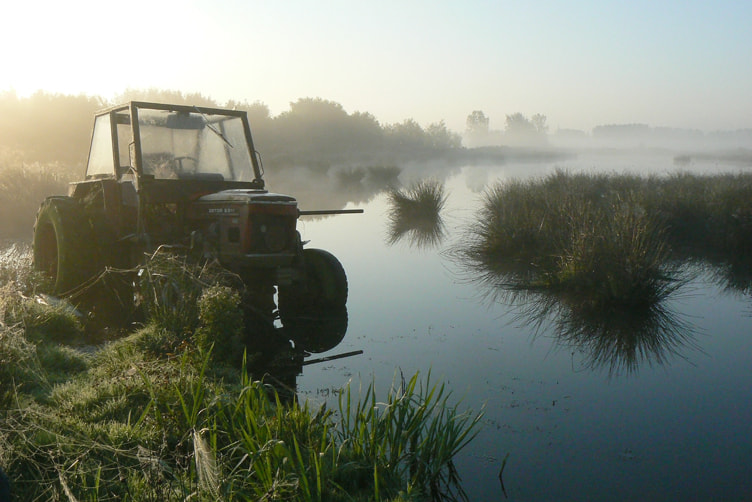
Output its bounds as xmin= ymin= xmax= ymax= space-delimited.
xmin=137 ymin=252 xmax=205 ymax=338
xmin=194 ymin=285 xmax=245 ymax=365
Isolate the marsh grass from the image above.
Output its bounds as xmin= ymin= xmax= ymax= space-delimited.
xmin=387 ymin=179 xmax=448 ymax=248
xmin=556 ymin=193 xmax=679 ymax=309
xmin=1 ymin=338 xmax=481 ymax=501
xmin=457 ymin=170 xmax=752 ymax=304
xmin=0 ymin=161 xmax=71 ymax=238
xmin=454 ymin=170 xmax=752 ymax=374
xmin=335 ymin=371 xmax=483 ymax=501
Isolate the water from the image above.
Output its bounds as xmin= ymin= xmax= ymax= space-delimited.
xmin=276 ymin=151 xmax=752 ymax=501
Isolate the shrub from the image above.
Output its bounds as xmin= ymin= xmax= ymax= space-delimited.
xmin=137 ymin=252 xmax=205 ymax=337
xmin=194 ymin=285 xmax=245 ymax=365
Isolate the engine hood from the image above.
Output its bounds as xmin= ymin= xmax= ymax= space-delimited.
xmin=196 ymin=189 xmax=297 ymax=204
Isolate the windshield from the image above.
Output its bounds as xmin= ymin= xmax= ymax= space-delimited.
xmin=136 ymin=107 xmax=255 ymax=182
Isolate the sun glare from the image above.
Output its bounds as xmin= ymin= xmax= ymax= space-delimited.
xmin=2 ymin=1 xmax=212 ymax=100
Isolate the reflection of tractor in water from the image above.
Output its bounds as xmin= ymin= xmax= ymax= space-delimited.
xmin=32 ymin=102 xmax=360 ymax=352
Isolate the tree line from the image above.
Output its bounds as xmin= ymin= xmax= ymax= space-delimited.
xmin=464 ymin=110 xmax=549 ymax=148
xmin=0 ymin=90 xmax=462 ymax=172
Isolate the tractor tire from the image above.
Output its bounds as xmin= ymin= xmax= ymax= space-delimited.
xmin=278 ymin=248 xmax=348 ymax=318
xmin=33 ymin=196 xmax=99 ymax=295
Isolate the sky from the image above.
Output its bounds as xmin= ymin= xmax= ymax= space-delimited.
xmin=2 ymin=0 xmax=751 ymax=133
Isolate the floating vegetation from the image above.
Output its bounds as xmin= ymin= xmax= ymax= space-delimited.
xmin=387 ymin=179 xmax=448 ymax=249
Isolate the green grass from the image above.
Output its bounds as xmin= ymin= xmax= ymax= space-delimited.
xmin=0 ymin=252 xmax=483 ymax=501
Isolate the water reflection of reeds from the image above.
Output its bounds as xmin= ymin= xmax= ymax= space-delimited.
xmin=386 ymin=180 xmax=447 ymax=249
xmin=506 ymin=288 xmax=698 ymax=377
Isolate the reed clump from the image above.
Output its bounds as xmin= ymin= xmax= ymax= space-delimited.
xmin=454 ymin=170 xmax=752 ymax=375
xmin=459 ymin=170 xmax=752 ymax=306
xmin=387 ymin=179 xmax=448 ymax=248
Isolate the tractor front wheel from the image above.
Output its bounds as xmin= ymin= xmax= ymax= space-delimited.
xmin=278 ymin=248 xmax=348 ymax=319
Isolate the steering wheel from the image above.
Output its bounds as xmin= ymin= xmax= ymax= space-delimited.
xmin=174 ymin=156 xmax=198 ymax=173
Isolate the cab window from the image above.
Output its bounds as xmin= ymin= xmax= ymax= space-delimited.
xmin=86 ymin=114 xmax=115 ymax=178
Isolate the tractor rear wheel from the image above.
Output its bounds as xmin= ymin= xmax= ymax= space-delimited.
xmin=33 ymin=197 xmax=98 ymax=295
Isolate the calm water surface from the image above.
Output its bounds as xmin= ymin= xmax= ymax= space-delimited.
xmin=279 ymin=152 xmax=752 ymax=501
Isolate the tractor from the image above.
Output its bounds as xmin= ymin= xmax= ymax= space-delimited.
xmin=32 ymin=101 xmax=358 ymax=351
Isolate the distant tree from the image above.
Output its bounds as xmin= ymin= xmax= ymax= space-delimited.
xmin=504 ymin=113 xmax=535 ymax=135
xmin=505 ymin=113 xmax=548 ymax=146
xmin=279 ymin=97 xmax=348 ymax=123
xmin=426 ymin=120 xmax=462 ymax=149
xmin=348 ymin=111 xmax=385 ymax=150
xmin=272 ymin=98 xmax=387 ymax=163
xmin=226 ymin=100 xmax=270 ymax=120
xmin=113 ymin=88 xmax=218 ymax=107
xmin=0 ymin=90 xmax=465 ymax=173
xmin=350 ymin=111 xmax=382 ymax=134
xmin=531 ymin=114 xmax=548 ymax=134
xmin=464 ymin=110 xmax=491 ymax=147
xmin=227 ymin=100 xmax=275 ymax=152
xmin=385 ymin=119 xmax=429 ymax=149
xmin=0 ymin=91 xmax=105 ymax=168
xmin=466 ymin=110 xmax=489 ymax=136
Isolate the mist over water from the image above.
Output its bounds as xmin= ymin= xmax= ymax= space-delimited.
xmin=1 ymin=89 xmax=751 ymax=500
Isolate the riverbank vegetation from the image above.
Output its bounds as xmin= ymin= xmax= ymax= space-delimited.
xmin=0 ymin=247 xmax=482 ymax=501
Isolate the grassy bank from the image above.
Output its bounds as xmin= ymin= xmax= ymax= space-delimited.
xmin=0 ymin=250 xmax=482 ymax=501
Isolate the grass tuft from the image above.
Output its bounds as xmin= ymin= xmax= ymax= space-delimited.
xmin=387 ymin=179 xmax=448 ymax=248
